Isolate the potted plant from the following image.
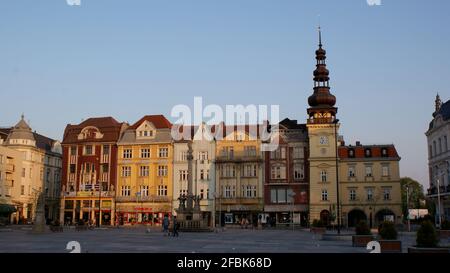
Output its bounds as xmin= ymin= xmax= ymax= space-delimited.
xmin=408 ymin=221 xmax=450 ymax=253
xmin=352 ymin=221 xmax=374 ymax=247
xmin=378 ymin=221 xmax=402 ymax=253
xmin=310 ymin=219 xmax=326 ymax=235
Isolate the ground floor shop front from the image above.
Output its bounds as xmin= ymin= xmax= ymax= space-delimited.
xmin=60 ymin=197 xmax=114 ymax=226
xmin=216 ymin=203 xmax=264 ymax=228
xmin=115 ymin=202 xmax=172 ymax=226
xmin=264 ymin=204 xmax=309 ymax=227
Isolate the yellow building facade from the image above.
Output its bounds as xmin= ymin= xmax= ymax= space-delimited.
xmin=215 ymin=125 xmax=264 ymax=227
xmin=116 ymin=115 xmax=173 ymax=225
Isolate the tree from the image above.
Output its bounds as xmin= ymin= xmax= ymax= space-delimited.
xmin=400 ymin=177 xmax=426 ymax=221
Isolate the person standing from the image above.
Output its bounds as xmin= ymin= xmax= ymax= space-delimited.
xmin=172 ymin=216 xmax=179 ymax=237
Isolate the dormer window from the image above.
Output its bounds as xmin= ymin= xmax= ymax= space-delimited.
xmin=348 ymin=149 xmax=355 ymax=158
xmin=365 ymin=148 xmax=372 ymax=158
xmin=381 ymin=148 xmax=388 ymax=157
xmin=136 ymin=122 xmax=156 ymax=139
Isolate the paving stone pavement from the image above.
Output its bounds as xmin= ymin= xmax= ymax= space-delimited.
xmin=0 ymin=226 xmax=419 ymax=253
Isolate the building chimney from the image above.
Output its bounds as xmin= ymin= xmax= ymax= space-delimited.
xmin=356 ymin=141 xmax=361 ymax=146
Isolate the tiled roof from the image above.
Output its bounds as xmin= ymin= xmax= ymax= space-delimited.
xmin=130 ymin=115 xmax=172 ymax=129
xmin=338 ymin=144 xmax=400 ymax=159
xmin=62 ymin=117 xmax=126 ymax=144
xmin=429 ymin=100 xmax=450 ymax=131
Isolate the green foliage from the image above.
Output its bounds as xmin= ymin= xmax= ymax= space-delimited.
xmin=355 ymin=221 xmax=371 ymax=235
xmin=312 ymin=219 xmax=325 ymax=228
xmin=379 ymin=221 xmax=398 ymax=240
xmin=401 ymin=177 xmax=426 ymax=220
xmin=416 ymin=221 xmax=439 ymax=248
xmin=441 ymin=220 xmax=450 ymax=230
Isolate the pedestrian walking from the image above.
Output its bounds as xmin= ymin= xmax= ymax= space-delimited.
xmin=172 ymin=216 xmax=179 ymax=237
xmin=163 ymin=214 xmax=170 ymax=236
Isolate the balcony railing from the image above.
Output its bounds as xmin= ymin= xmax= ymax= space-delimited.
xmin=61 ymin=191 xmax=115 ymax=198
xmin=115 ymin=195 xmax=170 ymax=203
xmin=427 ymin=185 xmax=450 ymax=195
xmin=215 ymin=153 xmax=262 ymax=163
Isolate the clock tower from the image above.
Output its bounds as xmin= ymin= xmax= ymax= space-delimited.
xmin=306 ymin=27 xmax=340 ymax=226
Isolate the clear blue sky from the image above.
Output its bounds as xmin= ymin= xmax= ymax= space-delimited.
xmin=1 ymin=0 xmax=449 ymax=188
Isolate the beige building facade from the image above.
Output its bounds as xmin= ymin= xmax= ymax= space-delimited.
xmin=0 ymin=115 xmax=62 ymax=224
xmin=338 ymin=143 xmax=402 ymax=228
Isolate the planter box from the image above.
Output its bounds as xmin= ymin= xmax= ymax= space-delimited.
xmin=439 ymin=230 xmax=450 ymax=240
xmin=352 ymin=235 xmax=374 ymax=247
xmin=379 ymin=240 xmax=402 ymax=253
xmin=311 ymin=227 xmax=326 ymax=234
xmin=408 ymin=246 xmax=450 ymax=254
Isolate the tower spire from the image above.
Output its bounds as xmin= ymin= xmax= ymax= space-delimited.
xmin=435 ymin=93 xmax=442 ymax=113
xmin=307 ymin=26 xmax=337 ymax=124
xmin=318 ymin=25 xmax=322 ymax=48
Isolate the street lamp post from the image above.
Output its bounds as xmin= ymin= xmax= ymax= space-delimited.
xmin=333 ymin=119 xmax=341 ymax=235
xmin=406 ymin=185 xmax=410 ymax=232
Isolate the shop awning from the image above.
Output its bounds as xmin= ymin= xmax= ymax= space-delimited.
xmin=0 ymin=204 xmax=17 ymax=214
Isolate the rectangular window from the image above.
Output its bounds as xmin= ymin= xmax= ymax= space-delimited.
xmin=158 ymin=147 xmax=169 ymax=158
xmin=294 ymin=164 xmax=304 ymax=180
xmin=179 ymin=170 xmax=188 ymax=181
xmin=21 ymin=185 xmax=25 ymax=195
xmin=140 ymin=148 xmax=150 ymax=158
xmin=244 ymin=146 xmax=257 ymax=157
xmin=224 ymin=186 xmax=231 ymax=198
xmin=70 ymin=146 xmax=77 ymax=156
xmin=271 ymin=165 xmax=286 ymax=179
xmin=69 ymin=164 xmax=76 ymax=174
xmin=277 ymin=189 xmax=287 ymax=203
xmin=121 ymin=186 xmax=131 ymax=196
xmin=180 ymin=151 xmax=188 ymax=161
xmin=158 ymin=165 xmax=168 ymax=177
xmin=321 ymin=170 xmax=327 ymax=182
xmin=157 ymin=185 xmax=168 ymax=196
xmin=348 ymin=167 xmax=356 ymax=178
xmin=382 ymin=166 xmax=389 ymax=177
xmin=365 ymin=166 xmax=373 ymax=177
xmin=200 ymin=169 xmax=205 ymax=180
xmin=293 ymin=147 xmax=304 ymax=159
xmin=103 ymin=145 xmax=110 ymax=155
xmin=383 ymin=188 xmax=391 ymax=201
xmin=367 ymin=188 xmax=373 ymax=201
xmin=123 ymin=149 xmax=132 ymax=159
xmin=270 ymin=189 xmax=277 ymax=203
xmin=140 ymin=185 xmax=149 ymax=197
xmin=321 ymin=190 xmax=328 ymax=201
xmin=102 ymin=164 xmax=109 ymax=173
xmin=121 ymin=166 xmax=131 ymax=177
xmin=84 ymin=145 xmax=93 ymax=155
xmin=198 ymin=151 xmax=208 ymax=161
xmin=139 ymin=166 xmax=149 ymax=177
xmin=350 ymin=189 xmax=356 ymax=201
xmin=22 ymin=168 xmax=26 ymax=178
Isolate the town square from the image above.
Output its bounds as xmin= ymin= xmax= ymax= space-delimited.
xmin=1 ymin=0 xmax=450 ymax=262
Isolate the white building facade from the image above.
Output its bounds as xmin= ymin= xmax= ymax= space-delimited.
xmin=172 ymin=123 xmax=216 ymax=227
xmin=426 ymin=94 xmax=450 ymax=223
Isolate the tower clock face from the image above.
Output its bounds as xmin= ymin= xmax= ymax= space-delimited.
xmin=319 ymin=136 xmax=329 ymax=145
